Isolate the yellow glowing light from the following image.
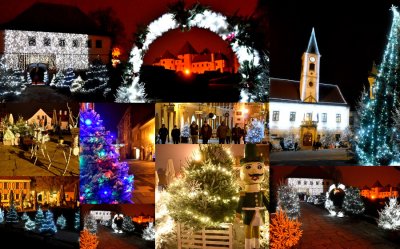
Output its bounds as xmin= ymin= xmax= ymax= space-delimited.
xmin=112 ymin=47 xmax=121 ymax=58
xmin=184 ymin=69 xmax=191 ymax=75
xmin=149 ymin=133 xmax=155 ymax=143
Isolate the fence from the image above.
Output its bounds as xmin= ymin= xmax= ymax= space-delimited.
xmin=177 ymin=223 xmax=233 ymax=249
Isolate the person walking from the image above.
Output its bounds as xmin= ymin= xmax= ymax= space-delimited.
xmin=226 ymin=125 xmax=231 ymax=144
xmin=242 ymin=124 xmax=248 ymax=144
xmin=232 ymin=123 xmax=242 ymax=144
xmin=200 ymin=120 xmax=212 ymax=144
xmin=158 ymin=124 xmax=168 ymax=144
xmin=216 ymin=121 xmax=228 ymax=144
xmin=171 ymin=125 xmax=180 ymax=144
xmin=190 ymin=121 xmax=199 ymax=144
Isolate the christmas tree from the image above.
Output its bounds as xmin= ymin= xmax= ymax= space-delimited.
xmin=39 ymin=210 xmax=57 ymax=235
xmin=122 ymin=216 xmax=135 ymax=233
xmin=83 ymin=62 xmax=109 ymax=93
xmin=0 ymin=57 xmax=26 ymax=101
xmin=80 ymin=229 xmax=99 ymax=249
xmin=342 ymin=187 xmax=365 ymax=216
xmin=167 ymin=144 xmax=239 ymax=229
xmin=277 ymin=184 xmax=300 ymax=219
xmin=79 ymin=106 xmax=134 ymax=204
xmin=142 ymin=222 xmax=155 ymax=240
xmin=245 ymin=118 xmax=265 ymax=143
xmin=50 ymin=70 xmax=65 ymax=87
xmin=21 ymin=212 xmax=29 ymax=221
xmin=181 ymin=123 xmax=190 ymax=140
xmin=43 ymin=70 xmax=48 ymax=84
xmin=84 ymin=214 xmax=98 ymax=234
xmin=57 ymin=214 xmax=67 ymax=229
xmin=35 ymin=206 xmax=45 ymax=227
xmin=356 ymin=7 xmax=400 ymax=165
xmin=155 ymin=190 xmax=177 ymax=249
xmin=5 ymin=205 xmax=19 ymax=224
xmin=25 ymin=217 xmax=36 ymax=231
xmin=378 ymin=198 xmax=400 ymax=231
xmin=0 ymin=208 xmax=4 ymax=223
xmin=269 ymin=210 xmax=302 ymax=249
xmin=75 ymin=210 xmax=81 ymax=230
xmin=63 ymin=68 xmax=75 ymax=86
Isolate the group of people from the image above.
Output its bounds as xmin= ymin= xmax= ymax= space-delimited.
xmin=157 ymin=121 xmax=248 ymax=144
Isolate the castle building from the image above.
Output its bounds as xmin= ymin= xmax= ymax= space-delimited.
xmin=269 ymin=28 xmax=350 ymax=149
xmin=153 ymin=41 xmax=236 ymax=74
xmin=285 ymin=166 xmax=333 ymax=196
xmin=360 ymin=180 xmax=399 ymax=199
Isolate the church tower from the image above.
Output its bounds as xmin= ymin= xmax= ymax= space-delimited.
xmin=300 ymin=28 xmax=321 ymax=102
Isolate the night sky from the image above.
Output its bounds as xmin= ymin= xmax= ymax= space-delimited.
xmin=268 ymin=0 xmax=398 ymax=109
xmin=271 ymin=166 xmax=400 ymax=189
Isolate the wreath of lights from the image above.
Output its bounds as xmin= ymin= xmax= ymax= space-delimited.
xmin=117 ymin=2 xmax=268 ymax=103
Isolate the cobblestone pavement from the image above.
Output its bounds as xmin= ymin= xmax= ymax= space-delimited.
xmin=9 ymin=85 xmax=73 ymax=103
xmin=97 ymin=225 xmax=154 ymax=249
xmin=126 ymin=160 xmax=155 ymax=204
xmin=298 ymin=202 xmax=400 ymax=249
xmin=0 ymin=138 xmax=79 ymax=176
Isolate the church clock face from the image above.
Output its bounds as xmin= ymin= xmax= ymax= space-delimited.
xmin=309 ymin=56 xmax=316 ymax=62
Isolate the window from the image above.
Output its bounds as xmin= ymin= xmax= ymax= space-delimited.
xmin=24 ymin=182 xmax=27 ymax=188
xmin=3 ymin=194 xmax=7 ymax=200
xmin=0 ymin=183 xmax=2 ymax=188
xmin=309 ymin=63 xmax=315 ymax=71
xmin=72 ymin=39 xmax=79 ymax=48
xmin=272 ymin=111 xmax=279 ymax=121
xmin=290 ymin=112 xmax=296 ymax=122
xmin=336 ymin=114 xmax=341 ymax=123
xmin=43 ymin=37 xmax=51 ymax=46
xmin=87 ymin=39 xmax=92 ymax=48
xmin=322 ymin=113 xmax=327 ymax=122
xmin=298 ymin=180 xmax=301 ymax=185
xmin=16 ymin=182 xmax=19 ymax=189
xmin=28 ymin=36 xmax=36 ymax=46
xmin=306 ymin=113 xmax=312 ymax=121
xmin=316 ymin=182 xmax=319 ymax=185
xmin=59 ymin=39 xmax=66 ymax=47
xmin=95 ymin=39 xmax=102 ymax=48
xmin=16 ymin=194 xmax=19 ymax=200
xmin=310 ymin=181 xmax=313 ymax=185
xmin=304 ymin=181 xmax=307 ymax=185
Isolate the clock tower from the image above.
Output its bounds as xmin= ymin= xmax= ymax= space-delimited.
xmin=300 ymin=28 xmax=321 ymax=102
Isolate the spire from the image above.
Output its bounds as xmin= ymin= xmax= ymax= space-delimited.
xmin=306 ymin=28 xmax=320 ymax=55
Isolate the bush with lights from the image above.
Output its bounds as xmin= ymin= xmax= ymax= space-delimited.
xmin=356 ymin=7 xmax=400 ymax=166
xmin=269 ymin=210 xmax=302 ymax=249
xmin=79 ymin=106 xmax=134 ymax=204
xmin=80 ymin=229 xmax=99 ymax=249
xmin=143 ymin=222 xmax=156 ymax=241
xmin=0 ymin=56 xmax=26 ymax=101
xmin=277 ymin=184 xmax=300 ymax=219
xmin=166 ymin=144 xmax=239 ymax=230
xmin=84 ymin=214 xmax=98 ymax=234
xmin=378 ymin=198 xmax=400 ymax=231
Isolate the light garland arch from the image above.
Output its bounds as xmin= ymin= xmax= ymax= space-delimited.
xmin=116 ymin=3 xmax=269 ymax=103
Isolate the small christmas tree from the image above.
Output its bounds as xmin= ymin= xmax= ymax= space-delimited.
xmin=75 ymin=210 xmax=81 ymax=230
xmin=5 ymin=205 xmax=19 ymax=224
xmin=25 ymin=217 xmax=36 ymax=231
xmin=21 ymin=212 xmax=29 ymax=221
xmin=79 ymin=107 xmax=134 ymax=204
xmin=155 ymin=190 xmax=177 ymax=249
xmin=122 ymin=216 xmax=135 ymax=233
xmin=245 ymin=118 xmax=265 ymax=143
xmin=70 ymin=75 xmax=84 ymax=93
xmin=84 ymin=214 xmax=98 ymax=234
xmin=181 ymin=123 xmax=190 ymax=138
xmin=63 ymin=68 xmax=75 ymax=86
xmin=57 ymin=214 xmax=67 ymax=229
xmin=80 ymin=229 xmax=99 ymax=249
xmin=39 ymin=210 xmax=57 ymax=235
xmin=0 ymin=208 xmax=4 ymax=223
xmin=342 ymin=187 xmax=365 ymax=216
xmin=83 ymin=62 xmax=109 ymax=93
xmin=277 ymin=184 xmax=300 ymax=219
xmin=43 ymin=70 xmax=48 ymax=83
xmin=269 ymin=210 xmax=302 ymax=249
xmin=167 ymin=144 xmax=239 ymax=229
xmin=378 ymin=198 xmax=400 ymax=231
xmin=35 ymin=206 xmax=45 ymax=227
xmin=50 ymin=70 xmax=65 ymax=87
xmin=142 ymin=222 xmax=155 ymax=241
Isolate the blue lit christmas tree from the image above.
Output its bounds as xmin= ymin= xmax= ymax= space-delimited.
xmin=356 ymin=7 xmax=400 ymax=165
xmin=39 ymin=210 xmax=57 ymax=235
xmin=35 ymin=206 xmax=45 ymax=227
xmin=63 ymin=68 xmax=75 ymax=86
xmin=25 ymin=217 xmax=36 ymax=231
xmin=6 ymin=204 xmax=19 ymax=224
xmin=74 ymin=210 xmax=81 ymax=230
xmin=0 ymin=208 xmax=4 ymax=223
xmin=79 ymin=104 xmax=134 ymax=204
xmin=56 ymin=214 xmax=67 ymax=229
xmin=245 ymin=118 xmax=265 ymax=144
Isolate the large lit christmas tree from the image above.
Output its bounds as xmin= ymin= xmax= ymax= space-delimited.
xmin=39 ymin=210 xmax=57 ymax=235
xmin=378 ymin=198 xmax=400 ymax=231
xmin=356 ymin=7 xmax=400 ymax=165
xmin=342 ymin=187 xmax=365 ymax=216
xmin=277 ymin=184 xmax=300 ymax=219
xmin=79 ymin=104 xmax=134 ymax=204
xmin=167 ymin=144 xmax=239 ymax=229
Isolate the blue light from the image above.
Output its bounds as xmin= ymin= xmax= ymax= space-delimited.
xmin=85 ymin=119 xmax=92 ymax=125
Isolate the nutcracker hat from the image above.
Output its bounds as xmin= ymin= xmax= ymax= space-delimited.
xmin=240 ymin=143 xmax=264 ymax=164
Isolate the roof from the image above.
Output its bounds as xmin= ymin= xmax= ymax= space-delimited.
xmin=161 ymin=50 xmax=177 ymax=60
xmin=306 ymin=28 xmax=320 ymax=55
xmin=286 ymin=166 xmax=332 ymax=179
xmin=270 ymin=78 xmax=347 ymax=105
xmin=371 ymin=180 xmax=383 ymax=188
xmin=361 ymin=185 xmax=370 ymax=190
xmin=215 ymin=52 xmax=228 ymax=61
xmin=0 ymin=176 xmax=31 ymax=180
xmin=0 ymin=2 xmax=105 ymax=35
xmin=178 ymin=41 xmax=198 ymax=55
